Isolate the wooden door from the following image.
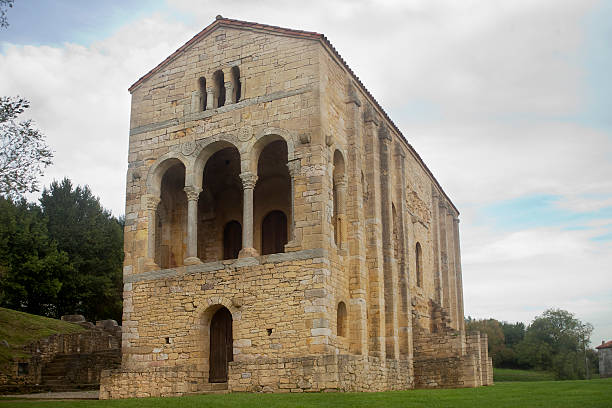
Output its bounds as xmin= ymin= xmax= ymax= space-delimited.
xmin=261 ymin=210 xmax=287 ymax=255
xmin=223 ymin=220 xmax=242 ymax=260
xmin=209 ymin=307 xmax=233 ymax=383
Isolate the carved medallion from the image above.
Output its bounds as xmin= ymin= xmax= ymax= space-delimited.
xmin=238 ymin=126 xmax=253 ymax=142
xmin=181 ymin=140 xmax=197 ymax=156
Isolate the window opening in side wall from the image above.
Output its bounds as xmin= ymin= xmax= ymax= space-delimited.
xmin=231 ymin=66 xmax=241 ymax=103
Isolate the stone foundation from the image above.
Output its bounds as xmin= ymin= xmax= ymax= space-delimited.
xmin=100 ymin=354 xmax=414 ymax=399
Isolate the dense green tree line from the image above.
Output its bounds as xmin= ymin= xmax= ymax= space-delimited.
xmin=0 ymin=178 xmax=123 ymax=322
xmin=466 ymin=309 xmax=598 ymax=380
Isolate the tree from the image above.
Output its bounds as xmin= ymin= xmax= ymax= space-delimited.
xmin=0 ymin=197 xmax=73 ymax=316
xmin=0 ymin=96 xmax=53 ymax=199
xmin=515 ymin=308 xmax=593 ymax=379
xmin=40 ymin=178 xmax=123 ymax=321
xmin=0 ymin=0 xmax=13 ymax=28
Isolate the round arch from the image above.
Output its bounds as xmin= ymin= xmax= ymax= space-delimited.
xmin=192 ymin=136 xmax=241 ymax=189
xmin=145 ymin=153 xmax=189 ymax=198
xmin=247 ymin=127 xmax=295 ymax=173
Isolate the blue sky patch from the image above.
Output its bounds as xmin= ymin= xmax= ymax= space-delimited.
xmin=477 ymin=194 xmax=612 ymax=234
xmin=1 ymin=1 xmax=167 ymax=49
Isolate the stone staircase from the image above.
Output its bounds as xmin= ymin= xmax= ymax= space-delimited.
xmin=185 ymin=382 xmax=229 ymax=395
xmin=41 ymin=350 xmax=121 ymax=391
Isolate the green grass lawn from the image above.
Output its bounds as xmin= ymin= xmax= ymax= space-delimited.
xmin=1 ymin=378 xmax=611 ymax=408
xmin=0 ymin=308 xmax=85 ymax=364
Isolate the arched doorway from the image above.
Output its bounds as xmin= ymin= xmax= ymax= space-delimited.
xmin=261 ymin=210 xmax=287 ymax=255
xmin=223 ymin=220 xmax=242 ymax=260
xmin=209 ymin=307 xmax=233 ymax=383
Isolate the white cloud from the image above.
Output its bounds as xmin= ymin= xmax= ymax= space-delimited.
xmin=0 ymin=14 xmax=193 ymax=215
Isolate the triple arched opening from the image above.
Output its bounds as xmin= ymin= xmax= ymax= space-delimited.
xmin=150 ymin=135 xmax=291 ymax=269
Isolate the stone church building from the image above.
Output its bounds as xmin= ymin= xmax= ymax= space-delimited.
xmin=100 ymin=17 xmax=493 ymax=399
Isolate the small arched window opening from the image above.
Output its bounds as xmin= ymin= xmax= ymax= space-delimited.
xmin=231 ymin=66 xmax=241 ymax=103
xmin=223 ymin=220 xmax=242 ymax=260
xmin=213 ymin=70 xmax=225 ymax=108
xmin=261 ymin=210 xmax=287 ymax=255
xmin=416 ymin=242 xmax=423 ymax=287
xmin=198 ymin=77 xmax=207 ymax=111
xmin=337 ymin=301 xmax=347 ymax=337
xmin=332 ymin=150 xmax=346 ymax=247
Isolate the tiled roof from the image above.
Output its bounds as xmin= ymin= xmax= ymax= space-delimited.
xmin=128 ymin=16 xmax=459 ymax=214
xmin=596 ymin=340 xmax=612 ymax=349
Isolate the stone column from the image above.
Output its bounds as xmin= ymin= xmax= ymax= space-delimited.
xmin=453 ymin=217 xmax=465 ymax=332
xmin=144 ymin=194 xmax=160 ymax=271
xmin=239 ymin=172 xmax=258 ymax=258
xmin=225 ymin=81 xmax=235 ymax=104
xmin=206 ymin=87 xmax=214 ymax=110
xmin=379 ymin=125 xmax=399 ymax=360
xmin=190 ymin=90 xmax=202 ymax=113
xmin=286 ymin=159 xmax=301 ymax=247
xmin=183 ymin=186 xmax=202 ymax=265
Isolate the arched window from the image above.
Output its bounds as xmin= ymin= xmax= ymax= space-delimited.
xmin=223 ymin=220 xmax=242 ymax=260
xmin=416 ymin=242 xmax=423 ymax=287
xmin=197 ymin=146 xmax=241 ymax=262
xmin=337 ymin=301 xmax=347 ymax=337
xmin=254 ymin=138 xmax=291 ymax=255
xmin=155 ymin=161 xmax=186 ymax=269
xmin=198 ymin=77 xmax=207 ymax=111
xmin=213 ymin=70 xmax=225 ymax=108
xmin=261 ymin=210 xmax=287 ymax=255
xmin=231 ymin=66 xmax=241 ymax=103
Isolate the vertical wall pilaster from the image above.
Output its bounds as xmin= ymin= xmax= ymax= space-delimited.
xmin=379 ymin=125 xmax=399 ymax=360
xmin=396 ymin=146 xmax=412 ymax=359
xmin=183 ymin=186 xmax=202 ymax=265
xmin=364 ymin=106 xmax=385 ymax=358
xmin=286 ymin=159 xmax=301 ymax=248
xmin=345 ymin=82 xmax=367 ymax=355
xmin=445 ymin=208 xmax=458 ymax=329
xmin=144 ymin=195 xmax=160 ymax=272
xmin=239 ymin=172 xmax=258 ymax=258
xmin=438 ymin=201 xmax=450 ymax=314
xmin=453 ymin=217 xmax=465 ymax=331
xmin=431 ymin=191 xmax=443 ymax=305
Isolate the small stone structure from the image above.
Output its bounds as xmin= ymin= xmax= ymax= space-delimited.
xmin=0 ymin=316 xmax=121 ymax=394
xmin=596 ymin=340 xmax=612 ymax=378
xmin=100 ymin=17 xmax=493 ymax=399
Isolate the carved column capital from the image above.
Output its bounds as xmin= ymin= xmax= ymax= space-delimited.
xmin=378 ymin=125 xmax=392 ymax=142
xmin=432 ymin=190 xmax=440 ymax=199
xmin=334 ymin=176 xmax=348 ymax=188
xmin=364 ymin=104 xmax=380 ymax=125
xmin=286 ymin=160 xmax=301 ymax=178
xmin=240 ymin=172 xmax=258 ymax=190
xmin=395 ymin=145 xmax=406 ymax=158
xmin=453 ymin=217 xmax=460 ymax=224
xmin=145 ymin=195 xmax=161 ymax=211
xmin=184 ymin=186 xmax=202 ymax=202
xmin=438 ymin=201 xmax=448 ymax=210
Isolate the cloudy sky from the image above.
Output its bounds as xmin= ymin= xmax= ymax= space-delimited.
xmin=1 ymin=0 xmax=611 ymax=345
